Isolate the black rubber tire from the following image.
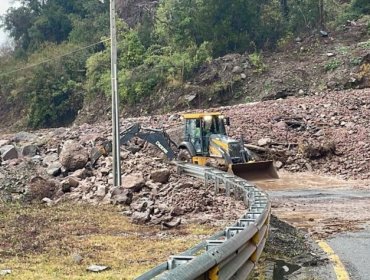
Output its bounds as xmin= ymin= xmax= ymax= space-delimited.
xmin=177 ymin=149 xmax=192 ymax=162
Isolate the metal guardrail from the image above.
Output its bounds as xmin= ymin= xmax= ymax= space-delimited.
xmin=136 ymin=162 xmax=271 ymax=280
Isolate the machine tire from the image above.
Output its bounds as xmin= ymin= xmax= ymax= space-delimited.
xmin=177 ymin=149 xmax=192 ymax=162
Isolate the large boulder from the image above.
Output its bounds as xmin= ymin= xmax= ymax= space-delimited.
xmin=0 ymin=145 xmax=18 ymax=161
xmin=59 ymin=140 xmax=89 ymax=171
xmin=150 ymin=169 xmax=171 ymax=184
xmin=121 ymin=173 xmax=145 ymax=192
xmin=24 ymin=176 xmax=59 ymax=202
xmin=21 ymin=144 xmax=39 ymax=157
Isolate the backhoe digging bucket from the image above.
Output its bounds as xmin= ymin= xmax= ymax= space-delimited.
xmin=228 ymin=161 xmax=279 ymax=181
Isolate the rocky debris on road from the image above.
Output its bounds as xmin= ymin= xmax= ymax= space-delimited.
xmin=222 ymin=89 xmax=370 ymax=180
xmin=2 ymin=88 xmax=370 ymax=225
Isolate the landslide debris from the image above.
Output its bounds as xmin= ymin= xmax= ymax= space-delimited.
xmin=0 ymin=123 xmax=245 ymax=227
xmin=222 ymin=89 xmax=370 ymax=180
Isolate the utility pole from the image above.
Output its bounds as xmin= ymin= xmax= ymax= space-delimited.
xmin=110 ymin=0 xmax=121 ymax=186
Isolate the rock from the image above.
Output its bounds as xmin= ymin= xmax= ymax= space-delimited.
xmin=87 ymin=265 xmax=110 ymax=273
xmin=126 ymin=145 xmax=142 ymax=154
xmin=131 ymin=198 xmax=154 ymax=212
xmin=121 ymin=173 xmax=145 ymax=192
xmin=32 ymin=155 xmax=43 ymax=164
xmin=59 ymin=140 xmax=89 ymax=171
xmin=0 ymin=145 xmax=18 ymax=161
xmin=95 ymin=185 xmax=108 ymax=198
xmin=275 ymin=161 xmax=284 ymax=169
xmin=68 ymin=176 xmax=80 ymax=188
xmin=240 ymin=73 xmax=247 ymax=79
xmin=0 ymin=140 xmax=9 ymax=147
xmin=0 ymin=269 xmax=12 ymax=276
xmin=162 ymin=218 xmax=182 ymax=229
xmin=150 ymin=169 xmax=171 ymax=184
xmin=257 ymin=138 xmax=272 ymax=147
xmin=232 ymin=66 xmax=243 ymax=74
xmin=111 ymin=188 xmax=133 ymax=205
xmin=21 ymin=144 xmax=39 ymax=157
xmin=131 ymin=211 xmax=150 ymax=224
xmin=320 ymin=30 xmax=328 ymax=37
xmin=71 ymin=168 xmax=88 ymax=179
xmin=168 ymin=114 xmax=180 ymax=122
xmin=61 ymin=180 xmax=71 ymax=193
xmin=25 ymin=176 xmax=58 ymax=201
xmin=13 ymin=131 xmax=37 ymax=142
xmin=298 ymin=89 xmax=305 ymax=95
xmin=43 ymin=153 xmax=59 ymax=166
xmin=42 ymin=197 xmax=54 ymax=206
xmin=274 ymin=121 xmax=288 ymax=130
xmin=177 ymin=182 xmax=194 ymax=189
xmin=72 ymin=253 xmax=83 ymax=264
xmin=46 ymin=162 xmax=62 ymax=176
xmin=170 ymin=206 xmax=184 ymax=216
xmin=184 ymin=94 xmax=197 ymax=102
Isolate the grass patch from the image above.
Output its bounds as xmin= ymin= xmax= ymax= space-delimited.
xmin=0 ymin=203 xmax=219 ymax=279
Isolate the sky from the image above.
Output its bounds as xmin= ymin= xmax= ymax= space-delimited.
xmin=0 ymin=0 xmax=18 ymax=45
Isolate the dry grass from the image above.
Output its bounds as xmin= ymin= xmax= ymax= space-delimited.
xmin=0 ymin=202 xmax=219 ymax=279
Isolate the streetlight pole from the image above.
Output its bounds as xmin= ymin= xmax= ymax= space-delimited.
xmin=110 ymin=0 xmax=121 ymax=186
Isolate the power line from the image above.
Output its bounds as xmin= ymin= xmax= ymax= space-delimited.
xmin=0 ymin=38 xmax=110 ymax=77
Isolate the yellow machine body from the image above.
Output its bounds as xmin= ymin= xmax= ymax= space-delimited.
xmin=181 ymin=112 xmax=279 ymax=182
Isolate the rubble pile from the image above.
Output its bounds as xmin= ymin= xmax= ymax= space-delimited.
xmin=1 ymin=89 xmax=369 ymax=224
xmin=221 ymin=89 xmax=370 ymax=180
xmin=0 ymin=124 xmax=245 ymax=226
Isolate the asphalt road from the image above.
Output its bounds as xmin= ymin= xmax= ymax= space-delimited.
xmin=328 ymin=227 xmax=370 ymax=280
xmin=259 ymin=173 xmax=370 ymax=280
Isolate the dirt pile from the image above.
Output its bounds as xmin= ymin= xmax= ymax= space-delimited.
xmin=0 ymin=121 xmax=245 ymax=227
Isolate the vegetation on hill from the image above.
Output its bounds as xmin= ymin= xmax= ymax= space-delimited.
xmin=0 ymin=0 xmax=369 ymax=129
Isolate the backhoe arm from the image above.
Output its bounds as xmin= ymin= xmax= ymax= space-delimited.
xmin=90 ymin=123 xmax=176 ymax=165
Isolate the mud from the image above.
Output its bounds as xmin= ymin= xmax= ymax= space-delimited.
xmin=258 ymin=171 xmax=370 ymax=238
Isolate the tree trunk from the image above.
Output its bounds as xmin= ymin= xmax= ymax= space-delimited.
xmin=280 ymin=0 xmax=289 ymax=18
xmin=319 ymin=0 xmax=325 ymax=28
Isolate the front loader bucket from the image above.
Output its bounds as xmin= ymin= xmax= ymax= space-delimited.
xmin=228 ymin=161 xmax=279 ymax=181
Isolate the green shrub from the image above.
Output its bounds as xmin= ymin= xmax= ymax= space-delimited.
xmin=248 ymin=52 xmax=267 ymax=73
xmin=324 ymin=59 xmax=341 ymax=72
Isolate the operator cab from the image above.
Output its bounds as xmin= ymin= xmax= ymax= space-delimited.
xmin=182 ymin=113 xmax=229 ymax=155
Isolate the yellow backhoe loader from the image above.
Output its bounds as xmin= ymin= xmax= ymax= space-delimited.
xmin=176 ymin=112 xmax=279 ymax=181
xmin=91 ymin=112 xmax=278 ymax=182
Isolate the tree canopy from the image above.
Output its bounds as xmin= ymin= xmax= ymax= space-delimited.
xmin=0 ymin=0 xmax=369 ymax=128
